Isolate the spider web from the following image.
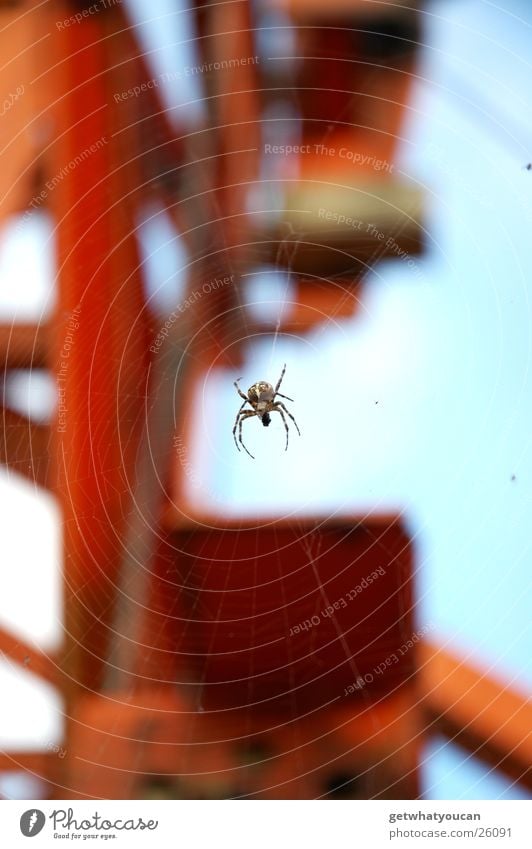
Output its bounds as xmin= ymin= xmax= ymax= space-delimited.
xmin=0 ymin=2 xmax=427 ymax=803
xmin=127 ymin=134 xmax=423 ymax=799
xmin=102 ymin=91 xmax=422 ymax=798
xmin=3 ymin=0 xmax=532 ymax=807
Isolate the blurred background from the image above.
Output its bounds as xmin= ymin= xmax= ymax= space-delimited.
xmin=0 ymin=0 xmax=531 ymax=800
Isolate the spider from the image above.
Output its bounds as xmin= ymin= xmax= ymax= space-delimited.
xmin=232 ymin=363 xmax=301 ymax=459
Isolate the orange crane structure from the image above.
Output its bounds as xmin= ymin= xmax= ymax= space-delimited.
xmin=0 ymin=0 xmax=530 ymax=799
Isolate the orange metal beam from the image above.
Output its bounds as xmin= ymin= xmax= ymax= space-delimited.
xmin=0 ymin=324 xmax=48 ymax=368
xmin=280 ymin=0 xmax=416 ymax=19
xmin=0 ymin=405 xmax=50 ymax=488
xmin=0 ymin=5 xmax=43 ymax=224
xmin=0 ymin=626 xmax=58 ymax=688
xmin=0 ymin=751 xmax=56 ymax=774
xmin=50 ymin=7 xmax=143 ymax=693
xmin=419 ymin=640 xmax=532 ymax=790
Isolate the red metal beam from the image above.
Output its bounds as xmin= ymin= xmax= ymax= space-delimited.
xmin=0 ymin=405 xmax=50 ymax=488
xmin=0 ymin=324 xmax=48 ymax=368
xmin=0 ymin=626 xmax=58 ymax=688
xmin=50 ymin=6 xmax=146 ymax=693
xmin=0 ymin=751 xmax=56 ymax=774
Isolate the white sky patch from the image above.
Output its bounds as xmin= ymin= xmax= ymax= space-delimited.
xmin=0 ymin=468 xmax=62 ymax=651
xmin=0 ymin=771 xmax=48 ymax=800
xmin=124 ymin=0 xmax=205 ymax=126
xmin=0 ymin=212 xmax=56 ymax=323
xmin=0 ymin=659 xmax=63 ymax=750
xmin=136 ymin=200 xmax=189 ymax=315
xmin=241 ymin=268 xmax=295 ymax=325
xmin=0 ymin=213 xmax=56 ymax=321
xmin=3 ymin=370 xmax=57 ymax=423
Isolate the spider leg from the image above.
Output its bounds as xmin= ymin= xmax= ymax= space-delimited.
xmin=274 ymin=401 xmax=301 ymax=437
xmin=275 ymin=391 xmax=294 ymax=402
xmin=238 ymin=411 xmax=256 ymax=459
xmin=233 ymin=410 xmax=256 ymax=459
xmin=234 ymin=378 xmax=249 ymax=403
xmin=274 ymin=407 xmax=291 ymax=452
xmin=274 ymin=363 xmax=287 ymax=394
xmin=232 ymin=402 xmax=248 ymax=452
xmin=232 ymin=405 xmax=249 ymax=452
